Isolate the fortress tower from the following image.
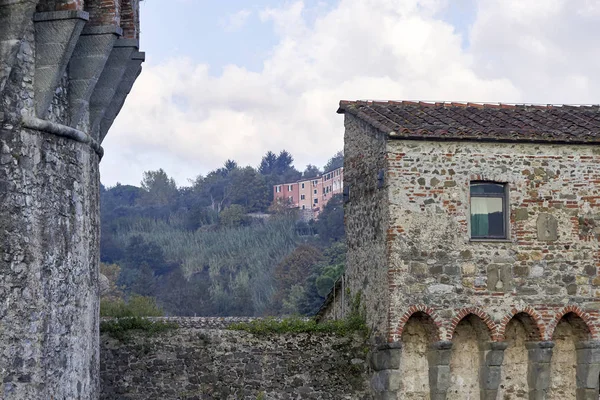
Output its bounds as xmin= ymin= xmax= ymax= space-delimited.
xmin=326 ymin=100 xmax=600 ymax=399
xmin=0 ymin=1 xmax=143 ymax=398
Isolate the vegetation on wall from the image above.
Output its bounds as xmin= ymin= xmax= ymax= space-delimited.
xmin=100 ymin=150 xmax=346 ymax=317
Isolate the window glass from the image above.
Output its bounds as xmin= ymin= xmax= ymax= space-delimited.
xmin=470 ymin=182 xmax=507 ymax=239
xmin=471 ymin=183 xmax=504 ymax=195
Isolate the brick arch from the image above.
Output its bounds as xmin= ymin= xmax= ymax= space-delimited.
xmin=498 ymin=307 xmax=544 ymax=341
xmin=546 ymin=305 xmax=595 ymax=341
xmin=448 ymin=307 xmax=499 ymax=341
xmin=394 ymin=305 xmax=443 ymax=342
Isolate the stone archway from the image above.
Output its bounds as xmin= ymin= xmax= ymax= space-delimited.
xmin=498 ymin=313 xmax=542 ymax=399
xmin=447 ymin=314 xmax=493 ymax=399
xmin=549 ymin=312 xmax=592 ymax=399
xmin=399 ymin=311 xmax=439 ymax=399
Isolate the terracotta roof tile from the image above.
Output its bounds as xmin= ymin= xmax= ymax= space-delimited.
xmin=337 ymin=101 xmax=600 ymax=144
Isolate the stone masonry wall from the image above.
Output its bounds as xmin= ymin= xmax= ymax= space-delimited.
xmin=385 ymin=138 xmax=600 ymax=342
xmin=335 ymin=113 xmax=600 ymax=398
xmin=341 ymin=114 xmax=390 ymax=345
xmin=0 ymin=1 xmax=142 ymax=398
xmin=100 ymin=318 xmax=373 ymax=400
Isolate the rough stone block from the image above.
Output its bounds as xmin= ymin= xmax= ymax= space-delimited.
xmin=429 ymin=365 xmax=451 ymax=393
xmin=480 ymin=365 xmax=502 ymax=389
xmin=537 ymin=212 xmax=558 ymax=241
xmin=371 ymin=370 xmax=402 ymax=392
xmin=576 ymin=362 xmax=600 ymax=389
xmin=370 ymin=347 xmax=401 ymax=371
xmin=487 ymin=263 xmax=512 ymax=292
xmin=575 ymin=388 xmax=599 ymax=400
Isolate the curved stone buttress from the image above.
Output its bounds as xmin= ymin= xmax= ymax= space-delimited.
xmin=0 ymin=0 xmax=143 ymax=398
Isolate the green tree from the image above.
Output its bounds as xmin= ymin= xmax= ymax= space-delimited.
xmin=219 ymin=204 xmax=249 ymax=228
xmin=258 ymin=151 xmax=278 ymax=175
xmin=271 ymin=244 xmax=324 ymax=314
xmin=315 ymin=194 xmax=345 ymax=243
xmin=139 ymin=169 xmax=178 ymax=206
xmin=323 ymin=150 xmax=344 ymax=173
xmin=303 ymin=164 xmax=321 ymax=179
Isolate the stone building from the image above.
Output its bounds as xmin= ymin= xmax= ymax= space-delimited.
xmin=329 ymin=100 xmax=600 ymax=399
xmin=0 ymin=1 xmax=142 ymax=398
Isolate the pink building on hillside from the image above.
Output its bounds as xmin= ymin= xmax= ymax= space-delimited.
xmin=273 ymin=167 xmax=344 ymax=220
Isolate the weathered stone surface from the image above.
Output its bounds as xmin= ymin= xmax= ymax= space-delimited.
xmin=0 ymin=3 xmax=143 ymax=399
xmin=100 ymin=320 xmax=373 ymax=400
xmin=333 ymin=110 xmax=600 ymax=398
xmin=537 ymin=212 xmax=559 ymax=241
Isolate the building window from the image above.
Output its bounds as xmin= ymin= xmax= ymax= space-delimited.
xmin=276 ymin=185 xmax=281 ymax=193
xmin=301 ymin=183 xmax=305 ymax=189
xmin=470 ymin=182 xmax=508 ymax=239
xmin=314 ymin=189 xmax=317 ymax=195
xmin=314 ymin=199 xmax=318 ymax=204
xmin=300 ymin=194 xmax=305 ymax=200
xmin=302 ymin=205 xmax=305 ymax=210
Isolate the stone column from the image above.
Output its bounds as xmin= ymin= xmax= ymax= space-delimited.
xmin=575 ymin=341 xmax=600 ymax=400
xmin=370 ymin=342 xmax=402 ymax=400
xmin=526 ymin=341 xmax=554 ymax=400
xmin=428 ymin=341 xmax=453 ymax=400
xmin=479 ymin=341 xmax=508 ymax=400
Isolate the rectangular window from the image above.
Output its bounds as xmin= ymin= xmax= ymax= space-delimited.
xmin=300 ymin=194 xmax=305 ymax=200
xmin=288 ymin=184 xmax=293 ymax=191
xmin=276 ymin=186 xmax=281 ymax=193
xmin=314 ymin=199 xmax=318 ymax=204
xmin=314 ymin=189 xmax=317 ymax=195
xmin=301 ymin=183 xmax=305 ymax=189
xmin=470 ymin=182 xmax=508 ymax=239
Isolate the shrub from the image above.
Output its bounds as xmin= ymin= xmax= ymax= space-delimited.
xmin=100 ymin=317 xmax=178 ymax=341
xmin=100 ymin=294 xmax=164 ymax=318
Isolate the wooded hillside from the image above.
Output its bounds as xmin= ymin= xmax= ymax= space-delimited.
xmin=100 ymin=150 xmax=345 ymax=316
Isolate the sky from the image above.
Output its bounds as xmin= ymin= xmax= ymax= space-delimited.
xmin=100 ymin=0 xmax=600 ymax=187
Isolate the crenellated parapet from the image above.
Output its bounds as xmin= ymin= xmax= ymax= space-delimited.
xmin=0 ymin=1 xmax=142 ymax=399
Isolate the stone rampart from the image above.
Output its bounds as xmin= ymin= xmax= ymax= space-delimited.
xmin=99 ymin=318 xmax=373 ymax=400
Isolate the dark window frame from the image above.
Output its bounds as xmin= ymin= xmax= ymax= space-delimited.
xmin=470 ymin=181 xmax=509 ymax=240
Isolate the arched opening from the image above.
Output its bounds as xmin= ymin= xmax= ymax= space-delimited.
xmin=447 ymin=314 xmax=492 ymax=399
xmin=549 ymin=312 xmax=592 ymax=399
xmin=399 ymin=311 xmax=439 ymax=399
xmin=498 ymin=313 xmax=541 ymax=399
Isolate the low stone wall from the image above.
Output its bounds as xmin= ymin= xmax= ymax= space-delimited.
xmin=100 ymin=318 xmax=373 ymax=400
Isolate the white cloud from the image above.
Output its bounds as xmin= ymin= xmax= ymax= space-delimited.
xmin=101 ymin=0 xmax=600 ymax=186
xmin=220 ymin=9 xmax=252 ymax=32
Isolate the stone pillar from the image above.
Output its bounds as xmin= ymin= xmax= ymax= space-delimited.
xmin=428 ymin=341 xmax=453 ymax=400
xmin=479 ymin=341 xmax=508 ymax=400
xmin=526 ymin=341 xmax=554 ymax=400
xmin=370 ymin=342 xmax=402 ymax=400
xmin=575 ymin=341 xmax=600 ymax=400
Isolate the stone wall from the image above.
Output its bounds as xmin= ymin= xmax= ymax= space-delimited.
xmin=333 ymin=114 xmax=600 ymax=398
xmin=0 ymin=1 xmax=142 ymax=398
xmin=385 ymin=139 xmax=600 ymax=341
xmin=99 ymin=318 xmax=373 ymax=400
xmin=341 ymin=114 xmax=390 ymax=345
